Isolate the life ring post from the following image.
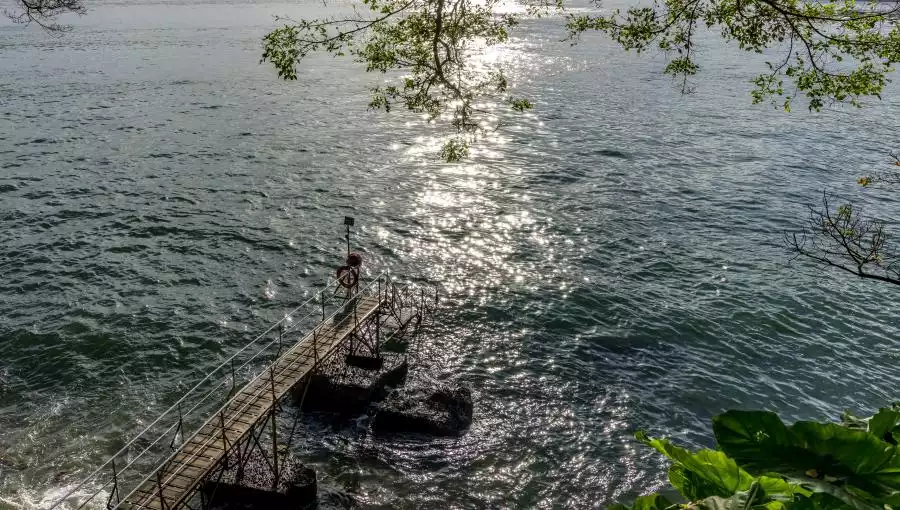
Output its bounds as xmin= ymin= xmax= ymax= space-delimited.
xmin=336 ymin=252 xmax=363 ymax=294
xmin=343 ymin=216 xmax=355 ymax=259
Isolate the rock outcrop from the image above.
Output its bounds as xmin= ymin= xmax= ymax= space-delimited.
xmin=202 ymin=450 xmax=316 ymax=510
xmin=371 ymin=384 xmax=473 ymax=437
xmin=291 ymin=354 xmax=408 ymax=418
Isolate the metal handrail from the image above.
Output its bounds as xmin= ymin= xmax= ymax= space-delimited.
xmin=48 ymin=272 xmax=382 ymax=510
xmin=113 ymin=272 xmax=389 ymax=509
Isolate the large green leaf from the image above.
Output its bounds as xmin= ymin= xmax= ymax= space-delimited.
xmin=867 ymin=407 xmax=900 ymax=445
xmin=636 ymin=431 xmax=754 ymax=498
xmin=713 ymin=411 xmax=899 ymax=474
xmin=605 ymin=494 xmax=675 ymax=510
xmin=789 ymin=492 xmax=858 ymax=510
xmin=713 ymin=411 xmax=900 ymax=506
xmin=712 ymin=411 xmax=816 ymax=473
xmin=670 ymin=464 xmax=745 ymax=501
xmin=756 ymin=476 xmax=811 ymax=500
xmin=790 ymin=422 xmax=900 ymax=504
xmin=786 ymin=476 xmax=876 ymax=510
xmin=789 ymin=422 xmax=895 ymax=476
xmin=632 ymin=494 xmax=675 ymax=510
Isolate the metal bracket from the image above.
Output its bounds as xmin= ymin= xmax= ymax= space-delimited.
xmin=105 ymin=459 xmax=120 ymax=509
xmin=169 ymin=403 xmax=184 ymax=451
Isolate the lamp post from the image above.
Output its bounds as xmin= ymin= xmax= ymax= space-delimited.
xmin=344 ymin=216 xmax=354 ymax=258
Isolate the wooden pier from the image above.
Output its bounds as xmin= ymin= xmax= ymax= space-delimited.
xmin=121 ymin=294 xmax=382 ymax=510
xmin=48 ymin=271 xmax=436 ymax=510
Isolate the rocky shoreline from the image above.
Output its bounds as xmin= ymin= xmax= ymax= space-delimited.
xmin=205 ymin=351 xmax=473 ymax=509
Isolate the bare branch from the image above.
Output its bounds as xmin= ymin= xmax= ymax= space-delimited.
xmin=786 ymin=191 xmax=900 ymax=286
xmin=5 ymin=0 xmax=85 ymax=31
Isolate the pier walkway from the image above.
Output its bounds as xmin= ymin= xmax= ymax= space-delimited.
xmin=49 ymin=272 xmax=435 ymax=510
xmin=122 ymin=294 xmax=381 ymax=509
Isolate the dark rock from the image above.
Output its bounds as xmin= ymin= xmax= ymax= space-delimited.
xmin=345 ymin=354 xmax=383 ymax=371
xmin=202 ymin=481 xmax=312 ymax=510
xmin=292 ymin=373 xmax=373 ymax=416
xmin=285 ymin=466 xmax=317 ymax=505
xmin=371 ymin=384 xmax=473 ymax=437
xmin=203 ymin=449 xmax=317 ymax=509
xmin=291 ymin=355 xmax=408 ymax=418
xmin=374 ymin=361 xmax=408 ymax=393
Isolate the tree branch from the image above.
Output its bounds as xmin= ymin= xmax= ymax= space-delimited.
xmin=787 ymin=191 xmax=900 ymax=286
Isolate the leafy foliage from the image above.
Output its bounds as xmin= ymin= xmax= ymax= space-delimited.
xmin=261 ymin=0 xmax=900 ymax=159
xmin=4 ymin=0 xmax=85 ymax=31
xmin=567 ymin=0 xmax=900 ymax=111
xmin=261 ymin=0 xmax=532 ymax=160
xmin=614 ymin=405 xmax=900 ymax=510
xmin=841 ymin=404 xmax=900 ymax=446
xmin=858 ymin=152 xmax=900 ymax=187
xmin=787 ymin=192 xmax=900 ymax=286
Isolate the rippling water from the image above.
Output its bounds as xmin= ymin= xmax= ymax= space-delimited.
xmin=2 ymin=0 xmax=900 ymax=507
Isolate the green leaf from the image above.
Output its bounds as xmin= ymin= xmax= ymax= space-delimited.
xmin=840 ymin=411 xmax=870 ymax=432
xmin=789 ymin=492 xmax=858 ymax=510
xmin=756 ymin=476 xmax=811 ymax=500
xmin=712 ymin=411 xmax=807 ymax=474
xmin=688 ymin=495 xmax=741 ymax=510
xmin=867 ymin=407 xmax=900 ymax=445
xmin=636 ymin=431 xmax=754 ymax=498
xmin=632 ymin=494 xmax=675 ymax=510
xmin=790 ymin=422 xmax=896 ymax=476
xmin=787 ymin=476 xmax=877 ymax=510
xmin=670 ymin=464 xmax=742 ymax=501
xmin=714 ymin=411 xmax=900 ymax=506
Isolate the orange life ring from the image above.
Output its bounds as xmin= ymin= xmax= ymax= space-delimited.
xmin=336 ymin=266 xmax=359 ymax=288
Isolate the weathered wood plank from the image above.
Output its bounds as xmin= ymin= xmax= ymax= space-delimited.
xmin=120 ymin=294 xmax=383 ymax=510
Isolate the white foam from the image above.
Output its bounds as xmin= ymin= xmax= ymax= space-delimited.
xmin=5 ymin=482 xmax=108 ymax=510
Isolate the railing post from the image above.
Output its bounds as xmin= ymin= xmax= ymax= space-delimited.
xmin=170 ymin=403 xmax=184 ymax=450
xmin=156 ymin=470 xmax=169 ymax=510
xmin=313 ymin=330 xmax=319 ymax=366
xmin=269 ymin=366 xmax=280 ymax=413
xmin=106 ymin=459 xmax=120 ymax=509
xmin=230 ymin=359 xmax=236 ymax=396
xmin=277 ymin=323 xmax=284 ymax=358
xmin=235 ymin=436 xmax=246 ymax=484
xmin=268 ymin=364 xmax=280 ymax=488
xmin=377 ymin=312 xmax=382 ymax=356
xmin=321 ymin=290 xmax=326 ymax=321
xmin=271 ymin=407 xmax=279 ymax=489
xmin=219 ymin=410 xmax=230 ymax=465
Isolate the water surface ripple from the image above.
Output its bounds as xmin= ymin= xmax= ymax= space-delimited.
xmin=1 ymin=0 xmax=899 ymax=508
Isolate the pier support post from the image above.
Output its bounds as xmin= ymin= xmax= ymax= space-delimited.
xmin=156 ymin=470 xmax=169 ymax=510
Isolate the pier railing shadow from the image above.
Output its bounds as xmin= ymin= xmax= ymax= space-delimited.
xmin=48 ymin=272 xmax=403 ymax=510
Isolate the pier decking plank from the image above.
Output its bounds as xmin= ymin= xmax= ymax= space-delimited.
xmin=119 ymin=295 xmax=382 ymax=510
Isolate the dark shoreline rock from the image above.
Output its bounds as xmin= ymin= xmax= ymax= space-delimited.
xmin=202 ymin=450 xmax=316 ymax=510
xmin=291 ymin=355 xmax=408 ymax=419
xmin=371 ymin=384 xmax=473 ymax=437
